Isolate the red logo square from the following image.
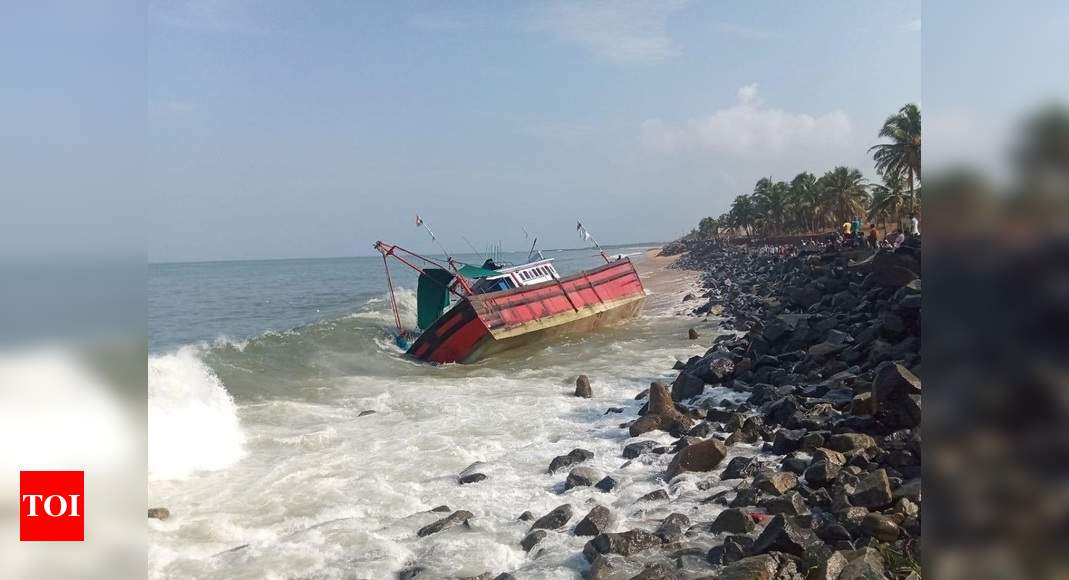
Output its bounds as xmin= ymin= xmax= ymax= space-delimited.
xmin=19 ymin=471 xmax=84 ymax=541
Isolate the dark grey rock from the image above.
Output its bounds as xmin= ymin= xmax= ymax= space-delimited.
xmin=582 ymin=529 xmax=661 ymax=562
xmin=654 ymin=513 xmax=690 ymax=543
xmin=666 ymin=437 xmax=727 ymax=479
xmin=459 ymin=473 xmax=487 ymax=484
xmin=671 ymin=371 xmax=705 ymax=401
xmin=710 ymin=508 xmax=754 ymax=534
xmin=721 ymin=456 xmax=757 ymax=480
xmin=850 ymin=469 xmax=893 ymax=509
xmin=417 ymin=510 xmax=473 ymax=537
xmin=575 ymin=505 xmax=612 ymax=536
xmin=754 ymin=471 xmax=798 ymax=496
xmin=761 ymin=491 xmax=809 ymax=516
xmin=575 ymin=374 xmax=593 ymax=398
xmin=623 ymin=440 xmax=659 ymax=459
xmin=529 ymin=504 xmax=574 ymax=531
xmin=565 ymin=466 xmax=602 ymax=490
xmin=520 ymin=529 xmax=545 ymax=552
xmin=548 ymin=449 xmax=594 ymax=473
xmin=595 ymin=476 xmax=618 ymax=492
xmin=637 ymin=489 xmax=669 ymax=503
xmin=751 ymin=515 xmax=822 ymax=557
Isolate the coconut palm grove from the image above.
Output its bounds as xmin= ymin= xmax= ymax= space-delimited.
xmin=687 ymin=104 xmax=921 ymax=240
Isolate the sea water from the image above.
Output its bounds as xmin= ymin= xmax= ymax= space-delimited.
xmin=148 ymin=247 xmax=736 ymax=579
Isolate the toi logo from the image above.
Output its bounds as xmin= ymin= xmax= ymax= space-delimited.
xmin=20 ymin=471 xmax=84 ymax=541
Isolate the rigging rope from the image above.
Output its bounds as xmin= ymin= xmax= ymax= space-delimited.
xmin=382 ymin=253 xmax=404 ymax=337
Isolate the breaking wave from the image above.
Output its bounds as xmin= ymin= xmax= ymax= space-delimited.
xmin=148 ymin=347 xmax=246 ymax=481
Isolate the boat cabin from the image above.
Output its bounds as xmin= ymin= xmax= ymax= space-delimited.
xmin=471 ymin=259 xmax=559 ymax=294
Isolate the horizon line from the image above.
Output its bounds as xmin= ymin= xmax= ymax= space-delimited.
xmin=149 ymin=241 xmax=666 ymax=266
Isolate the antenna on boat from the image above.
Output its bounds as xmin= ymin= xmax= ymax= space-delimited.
xmin=415 ymin=214 xmax=451 ymax=259
xmin=577 ymin=219 xmax=610 ymax=263
xmin=523 ymin=226 xmax=541 ymax=262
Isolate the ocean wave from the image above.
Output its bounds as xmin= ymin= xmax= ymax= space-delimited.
xmin=148 ymin=346 xmax=246 ymax=480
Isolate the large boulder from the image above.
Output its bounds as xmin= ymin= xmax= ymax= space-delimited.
xmin=582 ymin=529 xmax=661 ymax=562
xmin=718 ymin=553 xmax=805 ymax=580
xmin=754 ymin=471 xmax=798 ymax=496
xmin=838 ymin=547 xmax=888 ymax=579
xmin=861 ymin=513 xmax=900 ymax=542
xmin=850 ymin=469 xmax=893 ymax=509
xmin=710 ymin=508 xmax=755 ymax=534
xmin=520 ymin=529 xmax=545 ymax=552
xmin=722 ymin=456 xmax=758 ymax=480
xmin=751 ymin=515 xmax=822 ymax=557
xmin=575 ymin=374 xmax=593 ymax=398
xmin=417 ymin=510 xmax=473 ymax=537
xmin=575 ymin=505 xmax=612 ymax=536
xmin=565 ymin=467 xmax=602 ymax=490
xmin=665 ymin=438 xmax=727 ymax=479
xmin=630 ymin=382 xmax=695 ymax=436
xmin=458 ymin=461 xmax=489 ymax=484
xmin=857 ymin=250 xmax=921 ymax=288
xmin=529 ymin=504 xmax=574 ymax=531
xmin=623 ymin=440 xmax=659 ymax=459
xmin=654 ymin=513 xmax=691 ymax=543
xmin=671 ymin=371 xmax=705 ymax=401
xmin=548 ymin=449 xmax=593 ymax=473
xmin=872 ymin=362 xmax=922 ymax=428
xmin=804 ymin=448 xmax=846 ymax=486
xmin=826 ymin=433 xmax=876 ymax=452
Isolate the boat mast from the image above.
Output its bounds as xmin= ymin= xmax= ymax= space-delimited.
xmin=576 ymin=220 xmax=610 ymax=263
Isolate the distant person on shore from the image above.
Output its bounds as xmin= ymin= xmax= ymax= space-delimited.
xmin=842 ymin=220 xmax=852 ymax=237
xmin=867 ymin=223 xmax=878 ymax=249
xmin=892 ymin=229 xmax=906 ymax=249
xmin=909 ymin=213 xmax=920 ymax=237
xmin=852 ymin=216 xmax=862 ymax=241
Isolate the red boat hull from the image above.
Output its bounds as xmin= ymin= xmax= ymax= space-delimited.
xmin=407 ymin=258 xmax=646 ymax=363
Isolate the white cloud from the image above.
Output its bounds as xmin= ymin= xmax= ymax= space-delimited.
xmin=737 ymin=83 xmax=760 ymax=105
xmin=641 ymin=83 xmax=852 ymax=156
xmin=906 ymin=18 xmax=922 ymax=32
xmin=534 ymin=0 xmax=691 ymax=64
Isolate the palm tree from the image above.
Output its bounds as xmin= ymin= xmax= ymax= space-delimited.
xmin=819 ymin=167 xmax=870 ymax=225
xmin=697 ymin=216 xmax=720 ymax=239
xmin=751 ymin=178 xmax=790 ymax=235
xmin=728 ymin=194 xmax=756 ymax=238
xmin=788 ymin=172 xmax=819 ymax=232
xmin=870 ymin=103 xmax=921 ymax=213
xmin=868 ymin=172 xmax=908 ymax=234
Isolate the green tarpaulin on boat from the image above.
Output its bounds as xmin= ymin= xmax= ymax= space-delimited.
xmin=457 ymin=264 xmax=500 ymax=279
xmin=416 ymin=268 xmax=455 ymax=330
xmin=416 ymin=264 xmax=501 ymax=330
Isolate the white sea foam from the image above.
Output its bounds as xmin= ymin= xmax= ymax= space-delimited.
xmin=148 ymin=347 xmax=245 ymax=481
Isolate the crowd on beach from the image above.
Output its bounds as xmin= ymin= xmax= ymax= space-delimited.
xmin=833 ymin=215 xmax=920 ymax=251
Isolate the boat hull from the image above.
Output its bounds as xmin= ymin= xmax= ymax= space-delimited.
xmin=407 ymin=258 xmax=646 ymax=364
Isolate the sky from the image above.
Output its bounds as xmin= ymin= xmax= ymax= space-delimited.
xmin=4 ymin=1 xmax=922 ymax=263
xmin=143 ymin=0 xmax=925 ymax=262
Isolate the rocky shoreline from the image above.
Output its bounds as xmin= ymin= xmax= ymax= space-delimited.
xmin=401 ymin=239 xmax=921 ymax=580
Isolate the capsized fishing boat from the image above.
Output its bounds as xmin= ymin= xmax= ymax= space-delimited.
xmin=373 ymin=241 xmax=647 ymax=363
